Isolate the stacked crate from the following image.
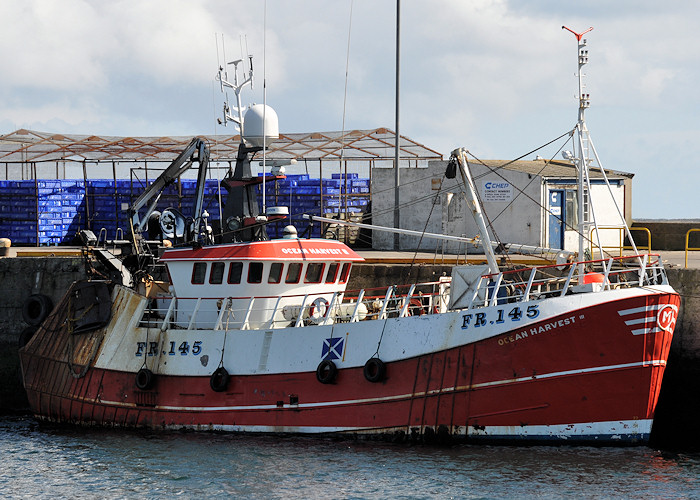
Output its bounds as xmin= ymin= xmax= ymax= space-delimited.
xmin=86 ymin=180 xmax=128 ymax=242
xmin=0 ymin=181 xmax=38 ymax=244
xmin=0 ymin=176 xmax=370 ymax=245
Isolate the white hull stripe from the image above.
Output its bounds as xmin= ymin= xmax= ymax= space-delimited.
xmin=617 ymin=303 xmax=678 ymax=316
xmin=618 ymin=303 xmax=678 ymax=336
xmin=154 ymin=419 xmax=653 ymax=439
xmin=98 ymin=359 xmax=666 ymax=413
xmin=631 ymin=327 xmax=662 ymax=336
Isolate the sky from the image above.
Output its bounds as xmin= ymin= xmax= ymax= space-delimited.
xmin=1 ymin=0 xmax=698 ymax=219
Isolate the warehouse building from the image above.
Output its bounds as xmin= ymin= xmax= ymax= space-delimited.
xmin=371 ymin=158 xmax=633 ymax=256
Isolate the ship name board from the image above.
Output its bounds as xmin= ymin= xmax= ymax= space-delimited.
xmin=498 ymin=314 xmax=582 ymax=346
xmin=281 ymin=247 xmax=350 ymax=255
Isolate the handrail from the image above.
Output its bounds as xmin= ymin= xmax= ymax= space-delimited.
xmin=138 ymin=253 xmax=667 ymax=331
xmin=589 ymin=226 xmax=652 ymax=256
xmin=685 ymin=229 xmax=700 ymax=268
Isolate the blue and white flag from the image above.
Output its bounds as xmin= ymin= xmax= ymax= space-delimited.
xmin=321 ymin=337 xmax=344 ymax=360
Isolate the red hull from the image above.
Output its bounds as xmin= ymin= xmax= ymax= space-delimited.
xmin=20 ymin=288 xmax=678 ymax=443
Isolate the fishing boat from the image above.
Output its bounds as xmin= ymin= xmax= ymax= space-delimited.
xmin=18 ymin=29 xmax=679 ymax=444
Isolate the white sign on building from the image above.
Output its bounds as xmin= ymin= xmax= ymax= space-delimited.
xmin=482 ymin=180 xmax=513 ymax=202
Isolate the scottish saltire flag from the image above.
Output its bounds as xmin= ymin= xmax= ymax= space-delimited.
xmin=321 ymin=337 xmax=344 ymax=360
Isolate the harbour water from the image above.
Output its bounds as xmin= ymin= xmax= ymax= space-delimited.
xmin=0 ymin=416 xmax=698 ymax=499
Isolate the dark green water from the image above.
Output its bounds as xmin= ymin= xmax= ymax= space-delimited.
xmin=0 ymin=416 xmax=698 ymax=499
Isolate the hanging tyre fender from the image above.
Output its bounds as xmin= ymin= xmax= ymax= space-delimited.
xmin=17 ymin=326 xmax=38 ymax=349
xmin=210 ymin=367 xmax=230 ymax=392
xmin=316 ymin=359 xmax=337 ymax=384
xmin=363 ymin=357 xmax=386 ymax=383
xmin=135 ymin=368 xmax=155 ymax=390
xmin=22 ymin=294 xmax=53 ymax=326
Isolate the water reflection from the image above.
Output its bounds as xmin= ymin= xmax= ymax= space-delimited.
xmin=0 ymin=417 xmax=698 ymax=499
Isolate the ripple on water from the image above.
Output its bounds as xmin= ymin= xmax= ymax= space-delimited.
xmin=0 ymin=416 xmax=698 ymax=499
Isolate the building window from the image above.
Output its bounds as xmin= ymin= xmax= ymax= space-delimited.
xmin=248 ymin=262 xmax=264 ymax=283
xmin=564 ymin=189 xmax=589 ymax=228
xmin=268 ymin=262 xmax=283 ymax=284
xmin=285 ymin=263 xmax=302 ymax=283
xmin=304 ymin=263 xmax=324 ymax=283
xmin=228 ymin=262 xmax=243 ymax=284
xmin=325 ymin=263 xmax=339 ymax=283
xmin=192 ymin=262 xmax=207 ymax=284
xmin=210 ymin=261 xmax=225 ymax=284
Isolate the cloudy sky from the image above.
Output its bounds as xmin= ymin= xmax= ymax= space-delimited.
xmin=1 ymin=0 xmax=698 ymax=219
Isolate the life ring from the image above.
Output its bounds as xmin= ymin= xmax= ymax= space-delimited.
xmin=18 ymin=326 xmax=38 ymax=349
xmin=316 ymin=359 xmax=337 ymax=384
xmin=408 ymin=298 xmax=425 ymax=316
xmin=210 ymin=367 xmax=230 ymax=392
xmin=308 ymin=297 xmax=329 ymax=321
xmin=135 ymin=368 xmax=155 ymax=390
xmin=363 ymin=357 xmax=386 ymax=383
xmin=22 ymin=294 xmax=53 ymax=326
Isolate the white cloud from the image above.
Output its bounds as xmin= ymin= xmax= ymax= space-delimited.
xmin=1 ymin=0 xmax=699 ymax=218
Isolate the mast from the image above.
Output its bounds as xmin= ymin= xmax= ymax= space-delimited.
xmin=449 ymin=148 xmax=501 ymax=274
xmin=562 ymin=26 xmax=593 ymax=268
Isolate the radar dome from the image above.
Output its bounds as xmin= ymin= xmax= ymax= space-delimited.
xmin=243 ymin=104 xmax=279 ymax=148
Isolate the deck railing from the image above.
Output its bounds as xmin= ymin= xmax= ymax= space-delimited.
xmin=138 ymin=254 xmax=667 ymax=331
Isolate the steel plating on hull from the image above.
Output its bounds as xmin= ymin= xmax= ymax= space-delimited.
xmin=20 ymin=277 xmax=678 ymax=444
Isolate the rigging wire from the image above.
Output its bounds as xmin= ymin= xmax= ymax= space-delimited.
xmin=339 ymin=0 xmax=354 ymax=164
xmin=336 ymin=0 xmax=354 ymax=218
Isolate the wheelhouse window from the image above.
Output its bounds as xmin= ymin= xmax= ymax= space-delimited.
xmin=209 ymin=261 xmax=225 ymax=284
xmin=339 ymin=263 xmax=351 ymax=284
xmin=192 ymin=262 xmax=207 ymax=284
xmin=248 ymin=262 xmax=264 ymax=283
xmin=228 ymin=262 xmax=243 ymax=284
xmin=324 ymin=263 xmax=339 ymax=283
xmin=285 ymin=262 xmax=302 ymax=283
xmin=268 ymin=262 xmax=283 ymax=284
xmin=304 ymin=263 xmax=324 ymax=283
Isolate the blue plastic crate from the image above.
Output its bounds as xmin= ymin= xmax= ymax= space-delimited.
xmin=38 ymin=211 xmax=62 ymax=219
xmin=38 ymin=199 xmax=61 ymax=207
xmin=38 ymin=180 xmax=62 ymax=189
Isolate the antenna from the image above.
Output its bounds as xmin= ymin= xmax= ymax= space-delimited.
xmin=215 ymin=35 xmax=254 ymax=130
xmin=562 ymin=25 xmax=593 ymax=41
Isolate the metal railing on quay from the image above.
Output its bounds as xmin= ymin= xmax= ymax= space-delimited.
xmin=685 ymin=229 xmax=700 ymax=268
xmin=589 ymin=226 xmax=652 ymax=256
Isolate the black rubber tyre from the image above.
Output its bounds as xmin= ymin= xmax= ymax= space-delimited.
xmin=22 ymin=294 xmax=53 ymax=326
xmin=135 ymin=368 xmax=155 ymax=390
xmin=363 ymin=357 xmax=386 ymax=383
xmin=18 ymin=326 xmax=38 ymax=349
xmin=210 ymin=367 xmax=230 ymax=392
xmin=316 ymin=359 xmax=338 ymax=384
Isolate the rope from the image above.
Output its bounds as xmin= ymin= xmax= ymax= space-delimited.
xmin=218 ymin=298 xmax=233 ymax=369
xmin=373 ymin=318 xmax=389 ymax=359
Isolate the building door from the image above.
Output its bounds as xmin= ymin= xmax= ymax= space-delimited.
xmin=548 ymin=190 xmax=565 ymax=249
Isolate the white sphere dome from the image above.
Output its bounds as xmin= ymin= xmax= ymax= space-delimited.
xmin=243 ymin=104 xmax=279 ymax=148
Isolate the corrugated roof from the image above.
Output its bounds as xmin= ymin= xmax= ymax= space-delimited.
xmin=0 ymin=128 xmax=443 ymax=163
xmin=468 ymin=158 xmax=633 ymax=179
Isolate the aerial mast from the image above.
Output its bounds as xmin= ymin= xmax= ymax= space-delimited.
xmin=562 ymin=26 xmax=593 ymax=268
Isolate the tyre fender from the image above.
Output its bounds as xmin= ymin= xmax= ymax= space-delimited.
xmin=22 ymin=294 xmax=53 ymax=326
